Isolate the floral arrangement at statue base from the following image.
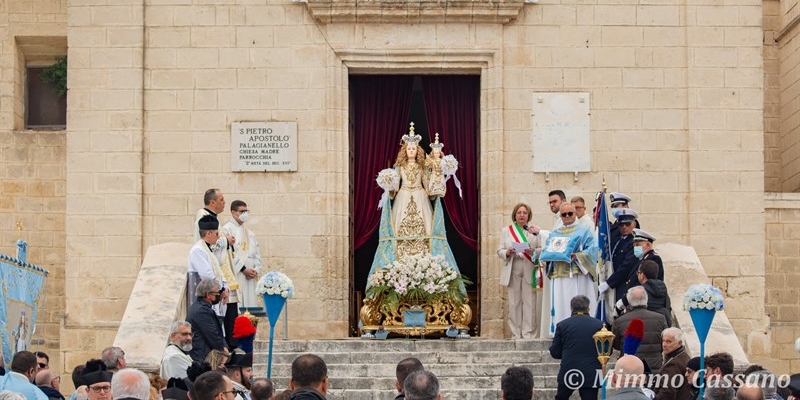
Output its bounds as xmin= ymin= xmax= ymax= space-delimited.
xmin=683 ymin=283 xmax=725 ymax=400
xmin=360 ymin=253 xmax=472 ymax=337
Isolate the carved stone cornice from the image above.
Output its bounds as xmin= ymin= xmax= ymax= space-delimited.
xmin=304 ymin=0 xmax=525 ymax=25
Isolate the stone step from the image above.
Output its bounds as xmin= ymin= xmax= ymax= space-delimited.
xmin=250 ymin=338 xmax=572 ymax=396
xmin=258 ymin=349 xmax=552 ymax=365
xmin=275 ymin=387 xmax=571 ymax=400
xmin=254 ymin=362 xmax=561 ymax=379
xmin=256 ymin=338 xmax=552 ymax=353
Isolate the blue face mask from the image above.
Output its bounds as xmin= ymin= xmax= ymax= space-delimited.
xmin=634 ymin=246 xmax=644 ymax=259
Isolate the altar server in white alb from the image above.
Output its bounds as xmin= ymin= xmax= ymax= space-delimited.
xmin=188 ymin=214 xmax=232 ymax=313
xmin=221 ymin=200 xmax=264 ymax=309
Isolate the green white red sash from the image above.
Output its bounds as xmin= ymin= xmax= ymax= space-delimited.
xmin=508 ymin=223 xmax=543 ymax=289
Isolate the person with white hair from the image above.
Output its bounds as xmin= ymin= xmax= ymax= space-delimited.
xmin=0 ymin=391 xmax=26 ymax=400
xmin=161 ymin=321 xmax=193 ymax=379
xmin=110 ymin=368 xmax=151 ymax=400
xmin=654 ymin=327 xmax=691 ymax=399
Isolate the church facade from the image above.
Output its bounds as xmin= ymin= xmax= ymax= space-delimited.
xmin=1 ymin=0 xmax=799 ymax=374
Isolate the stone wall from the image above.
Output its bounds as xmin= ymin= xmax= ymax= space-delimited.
xmin=764 ymin=0 xmax=781 ymax=192
xmin=778 ymin=0 xmax=800 ymax=191
xmin=0 ymin=0 xmax=67 ymax=377
xmin=0 ymin=131 xmax=66 ymax=371
xmin=756 ymin=193 xmax=800 ymax=372
xmin=2 ymin=0 xmax=775 ymax=368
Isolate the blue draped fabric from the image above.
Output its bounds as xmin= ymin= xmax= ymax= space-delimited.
xmin=0 ymin=249 xmax=48 ymax=366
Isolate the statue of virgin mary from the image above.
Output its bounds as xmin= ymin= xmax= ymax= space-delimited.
xmin=367 ymin=123 xmax=464 ymax=293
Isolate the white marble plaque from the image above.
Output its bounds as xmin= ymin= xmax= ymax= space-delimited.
xmin=231 ymin=122 xmax=297 ymax=172
xmin=531 ymin=93 xmax=591 ymax=172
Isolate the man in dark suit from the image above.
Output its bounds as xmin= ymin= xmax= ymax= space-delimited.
xmin=550 ymin=295 xmax=604 ymax=400
xmin=186 ymin=278 xmax=228 ymax=363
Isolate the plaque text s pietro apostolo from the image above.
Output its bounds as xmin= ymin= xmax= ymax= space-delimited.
xmin=231 ymin=122 xmax=298 ymax=172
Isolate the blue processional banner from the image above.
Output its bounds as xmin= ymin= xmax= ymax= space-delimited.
xmin=0 ymin=252 xmax=47 ymax=366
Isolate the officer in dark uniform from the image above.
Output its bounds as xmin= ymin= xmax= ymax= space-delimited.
xmin=633 ymin=229 xmax=664 ymax=280
xmin=599 ymin=208 xmax=639 ymax=303
xmin=609 ymin=192 xmax=641 ymax=246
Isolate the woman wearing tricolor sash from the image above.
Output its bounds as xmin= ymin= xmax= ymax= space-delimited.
xmin=497 ymin=203 xmax=543 ymax=339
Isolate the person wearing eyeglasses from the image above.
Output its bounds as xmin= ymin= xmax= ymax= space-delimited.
xmin=540 ymin=203 xmax=598 ymax=337
xmin=0 ymin=351 xmax=48 ymax=399
xmin=80 ymin=360 xmax=113 ymax=400
xmin=193 ymin=371 xmax=237 ymax=400
xmin=35 ymin=369 xmax=64 ymax=400
xmin=570 ymin=196 xmax=595 ymax=232
xmin=598 ymin=208 xmax=640 ymax=304
xmin=34 ymin=352 xmax=50 ymax=371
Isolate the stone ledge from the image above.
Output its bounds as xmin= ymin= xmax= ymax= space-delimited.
xmin=304 ymin=0 xmax=525 ymax=24
xmin=765 ymin=192 xmax=800 ymax=209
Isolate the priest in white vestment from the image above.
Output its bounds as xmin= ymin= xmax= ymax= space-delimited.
xmin=221 ymin=200 xmax=264 ymax=309
xmin=542 ymin=203 xmax=598 ymax=337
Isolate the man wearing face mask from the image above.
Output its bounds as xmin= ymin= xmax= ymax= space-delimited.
xmin=223 ymin=353 xmax=254 ymax=400
xmin=222 ymin=200 xmax=264 ymax=310
xmin=187 ymin=279 xmax=228 ymax=363
xmin=632 ymin=229 xmax=663 ymax=280
xmin=598 ymin=209 xmax=640 ymax=304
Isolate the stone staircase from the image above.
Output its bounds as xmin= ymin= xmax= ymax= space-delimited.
xmin=252 ymin=338 xmax=571 ymax=400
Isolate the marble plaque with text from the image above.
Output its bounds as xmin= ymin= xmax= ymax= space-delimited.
xmin=231 ymin=122 xmax=297 ymax=172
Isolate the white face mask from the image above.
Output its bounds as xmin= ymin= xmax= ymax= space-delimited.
xmin=238 ymin=211 xmax=249 ymax=223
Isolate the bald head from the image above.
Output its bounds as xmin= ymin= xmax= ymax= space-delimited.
xmin=559 ymin=203 xmax=577 ymax=225
xmin=35 ymin=369 xmax=57 ymax=387
xmin=613 ymin=355 xmax=645 ymax=387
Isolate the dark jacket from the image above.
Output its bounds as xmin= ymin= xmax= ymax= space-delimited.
xmin=612 ymin=306 xmax=668 ymax=372
xmin=550 ymin=313 xmax=604 ymax=389
xmin=641 ymin=250 xmax=663 ymax=280
xmin=654 ymin=346 xmax=691 ymax=400
xmin=37 ymin=386 xmax=65 ymax=400
xmin=642 ymin=279 xmax=672 ymax=327
xmin=607 ymin=234 xmax=639 ymax=302
xmin=290 ymin=387 xmax=326 ymax=400
xmin=186 ymin=299 xmax=226 ymax=363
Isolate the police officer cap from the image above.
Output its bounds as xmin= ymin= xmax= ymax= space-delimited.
xmin=616 ymin=208 xmax=638 ymax=222
xmin=633 ymin=229 xmax=656 ymax=243
xmin=609 ymin=192 xmax=632 ymax=206
xmin=198 ymin=214 xmax=219 ymax=230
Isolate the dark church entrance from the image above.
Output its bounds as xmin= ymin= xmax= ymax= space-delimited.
xmin=348 ymin=75 xmax=481 ymax=336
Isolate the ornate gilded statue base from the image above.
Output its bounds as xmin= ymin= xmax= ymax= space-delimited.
xmin=360 ymin=295 xmax=471 ymax=337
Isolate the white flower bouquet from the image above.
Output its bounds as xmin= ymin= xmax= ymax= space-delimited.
xmin=683 ymin=283 xmax=724 ymax=311
xmin=376 ymin=168 xmax=400 ymax=209
xmin=366 ymin=253 xmax=470 ymax=311
xmin=440 ymin=155 xmax=462 ymax=198
xmin=441 ymin=154 xmax=458 ymax=176
xmin=256 ymin=271 xmax=295 ymax=299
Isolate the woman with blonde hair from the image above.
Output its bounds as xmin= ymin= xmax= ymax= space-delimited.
xmin=203 ymin=349 xmax=229 ymax=372
xmin=497 ymin=203 xmax=542 ymax=339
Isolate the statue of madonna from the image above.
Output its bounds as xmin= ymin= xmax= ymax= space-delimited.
xmin=367 ymin=123 xmax=464 ymax=288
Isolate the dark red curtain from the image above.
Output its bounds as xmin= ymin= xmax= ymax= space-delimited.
xmin=421 ymin=76 xmax=479 ymax=251
xmin=352 ymin=75 xmax=414 ymax=250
